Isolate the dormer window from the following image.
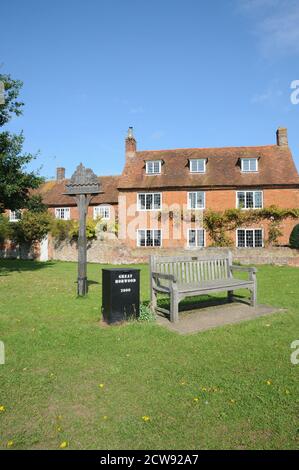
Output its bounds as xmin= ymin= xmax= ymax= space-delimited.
xmin=241 ymin=158 xmax=258 ymax=172
xmin=146 ymin=160 xmax=161 ymax=175
xmin=190 ymin=159 xmax=206 ymax=173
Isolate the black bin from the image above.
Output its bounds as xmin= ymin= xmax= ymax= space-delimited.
xmin=102 ymin=268 xmax=140 ymax=324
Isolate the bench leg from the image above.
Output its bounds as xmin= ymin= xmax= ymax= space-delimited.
xmin=151 ymin=289 xmax=158 ymax=313
xmin=250 ymin=286 xmax=257 ymax=307
xmin=228 ymin=290 xmax=234 ymax=302
xmin=170 ymin=289 xmax=179 ymax=323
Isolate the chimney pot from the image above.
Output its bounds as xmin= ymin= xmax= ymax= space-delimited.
xmin=125 ymin=126 xmax=137 ymax=159
xmin=56 ymin=167 xmax=66 ymax=181
xmin=276 ymin=127 xmax=288 ymax=147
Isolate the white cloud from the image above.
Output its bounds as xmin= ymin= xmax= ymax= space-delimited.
xmin=129 ymin=106 xmax=145 ymax=114
xmin=237 ymin=0 xmax=299 ymax=57
xmin=251 ymin=86 xmax=283 ymax=104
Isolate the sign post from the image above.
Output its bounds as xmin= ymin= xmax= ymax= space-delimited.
xmin=65 ymin=163 xmax=100 ymax=296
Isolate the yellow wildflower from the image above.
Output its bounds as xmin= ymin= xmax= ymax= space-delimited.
xmin=59 ymin=441 xmax=68 ymax=449
xmin=99 ymin=383 xmax=105 ymax=389
xmin=142 ymin=416 xmax=151 ymax=422
xmin=285 ymin=389 xmax=290 ymax=395
xmin=0 ymin=405 xmax=5 ymax=412
xmin=266 ymin=380 xmax=272 ymax=386
xmin=102 ymin=416 xmax=108 ymax=420
xmin=230 ymin=399 xmax=236 ymax=404
xmin=193 ymin=398 xmax=199 ymax=402
xmin=7 ymin=440 xmax=14 ymax=448
xmin=57 ymin=426 xmax=62 ymax=432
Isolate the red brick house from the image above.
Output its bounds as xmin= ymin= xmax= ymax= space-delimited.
xmin=4 ymin=126 xmax=299 ymax=256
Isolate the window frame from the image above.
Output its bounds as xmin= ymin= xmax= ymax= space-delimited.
xmin=9 ymin=210 xmax=22 ymax=222
xmin=241 ymin=158 xmax=258 ymax=173
xmin=136 ymin=229 xmax=162 ymax=247
xmin=137 ymin=192 xmax=162 ymax=211
xmin=236 ymin=190 xmax=263 ymax=210
xmin=55 ymin=207 xmax=71 ymax=220
xmin=189 ymin=159 xmax=206 ymax=173
xmin=236 ymin=228 xmax=264 ymax=248
xmin=187 ymin=191 xmax=206 ymax=210
xmin=187 ymin=228 xmax=205 ymax=248
xmin=93 ymin=205 xmax=111 ymax=220
xmin=145 ymin=160 xmax=162 ymax=175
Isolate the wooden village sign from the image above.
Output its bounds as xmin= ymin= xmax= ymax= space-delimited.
xmin=65 ymin=163 xmax=100 ymax=296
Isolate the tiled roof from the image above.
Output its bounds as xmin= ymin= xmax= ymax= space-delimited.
xmin=118 ymin=145 xmax=299 ymax=190
xmin=40 ymin=175 xmax=120 ymax=206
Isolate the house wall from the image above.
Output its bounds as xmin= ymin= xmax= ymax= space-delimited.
xmin=118 ymin=187 xmax=299 ymax=248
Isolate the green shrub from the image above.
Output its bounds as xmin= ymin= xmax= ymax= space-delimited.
xmin=0 ymin=214 xmax=12 ymax=244
xmin=50 ymin=219 xmax=75 ymax=241
xmin=11 ymin=210 xmax=52 ymax=244
xmin=289 ymin=224 xmax=299 ymax=249
xmin=138 ymin=303 xmax=156 ymax=322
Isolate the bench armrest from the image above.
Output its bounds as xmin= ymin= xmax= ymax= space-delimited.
xmin=152 ymin=271 xmax=177 ymax=282
xmin=230 ymin=265 xmax=257 ymax=274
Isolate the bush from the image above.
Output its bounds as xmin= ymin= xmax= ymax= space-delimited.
xmin=50 ymin=219 xmax=75 ymax=241
xmin=138 ymin=303 xmax=156 ymax=322
xmin=11 ymin=210 xmax=52 ymax=244
xmin=0 ymin=214 xmax=12 ymax=244
xmin=289 ymin=224 xmax=299 ymax=249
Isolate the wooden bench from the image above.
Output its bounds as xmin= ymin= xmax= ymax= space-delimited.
xmin=150 ymin=253 xmax=257 ymax=323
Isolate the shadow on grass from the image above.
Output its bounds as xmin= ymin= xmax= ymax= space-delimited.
xmin=158 ymin=293 xmax=249 ymax=317
xmin=0 ymin=259 xmax=55 ymax=277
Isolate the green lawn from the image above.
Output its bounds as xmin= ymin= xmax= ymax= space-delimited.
xmin=0 ymin=259 xmax=298 ymax=450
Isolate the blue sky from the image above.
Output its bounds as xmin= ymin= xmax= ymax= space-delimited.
xmin=1 ymin=0 xmax=299 ymax=178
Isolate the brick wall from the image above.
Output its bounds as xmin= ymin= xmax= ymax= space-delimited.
xmin=118 ymin=188 xmax=299 ymax=248
xmin=48 ymin=236 xmax=299 ymax=267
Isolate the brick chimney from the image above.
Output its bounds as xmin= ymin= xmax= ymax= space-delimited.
xmin=276 ymin=127 xmax=288 ymax=147
xmin=125 ymin=127 xmax=137 ymax=159
xmin=56 ymin=167 xmax=66 ymax=181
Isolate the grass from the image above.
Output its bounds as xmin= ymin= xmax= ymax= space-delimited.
xmin=0 ymin=259 xmax=298 ymax=450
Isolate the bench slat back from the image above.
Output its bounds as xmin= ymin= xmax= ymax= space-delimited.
xmin=151 ymin=254 xmax=232 ymax=285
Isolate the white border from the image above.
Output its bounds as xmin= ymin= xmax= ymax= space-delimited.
xmin=136 ymin=229 xmax=163 ymax=247
xmin=55 ymin=207 xmax=71 ymax=220
xmin=189 ymin=158 xmax=206 ymax=173
xmin=241 ymin=158 xmax=258 ymax=172
xmin=236 ymin=190 xmax=263 ymax=210
xmin=145 ymin=160 xmax=162 ymax=175
xmin=137 ymin=192 xmax=163 ymax=211
xmin=187 ymin=228 xmax=206 ymax=248
xmin=236 ymin=228 xmax=264 ymax=248
xmin=187 ymin=191 xmax=206 ymax=210
xmin=93 ymin=205 xmax=110 ymax=220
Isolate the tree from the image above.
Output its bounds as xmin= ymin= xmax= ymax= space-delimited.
xmin=0 ymin=73 xmax=43 ymax=213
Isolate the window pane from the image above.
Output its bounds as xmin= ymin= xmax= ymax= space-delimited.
xmin=237 ymin=192 xmax=245 ymax=209
xmin=146 ymin=194 xmax=153 ymax=210
xmin=249 ymin=159 xmax=257 ymax=171
xmin=189 ymin=230 xmax=196 ymax=247
xmin=188 ymin=193 xmax=195 ymax=209
xmin=254 ymin=191 xmax=262 ymax=209
xmin=242 ymin=159 xmax=250 ymax=171
xmin=154 ymin=194 xmax=161 ymax=210
xmin=190 ymin=159 xmax=205 ymax=172
xmin=197 ymin=192 xmax=204 ymax=208
xmin=237 ymin=230 xmax=245 ymax=247
xmin=138 ymin=230 xmax=145 ymax=247
xmin=246 ymin=192 xmax=254 ymax=208
xmin=153 ymin=230 xmax=161 ymax=247
xmin=255 ymin=229 xmax=263 ymax=247
xmin=197 ymin=229 xmax=205 ymax=247
xmin=246 ymin=230 xmax=254 ymax=247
